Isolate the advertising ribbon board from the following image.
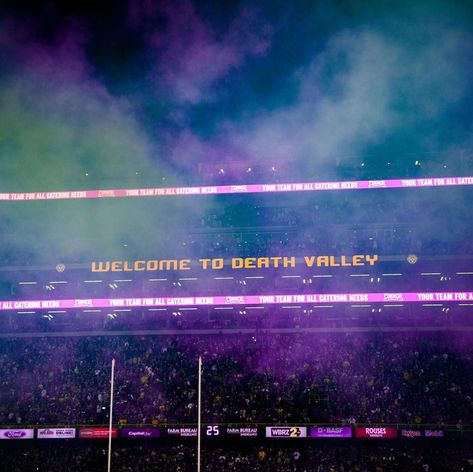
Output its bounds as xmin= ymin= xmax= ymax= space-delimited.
xmin=310 ymin=426 xmax=352 ymax=438
xmin=164 ymin=427 xmax=198 ymax=437
xmin=355 ymin=427 xmax=398 ymax=439
xmin=0 ymin=429 xmax=34 ymax=439
xmin=265 ymin=427 xmax=307 ymax=438
xmin=120 ymin=427 xmax=160 ymax=438
xmin=79 ymin=428 xmax=118 ymax=439
xmin=37 ymin=428 xmax=76 ymax=439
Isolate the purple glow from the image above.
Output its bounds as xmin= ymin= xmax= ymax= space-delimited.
xmin=0 ymin=291 xmax=470 ymax=311
xmin=310 ymin=426 xmax=353 ymax=438
xmin=0 ymin=176 xmax=472 ymax=202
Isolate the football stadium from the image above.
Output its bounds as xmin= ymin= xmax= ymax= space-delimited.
xmin=0 ymin=1 xmax=473 ymax=471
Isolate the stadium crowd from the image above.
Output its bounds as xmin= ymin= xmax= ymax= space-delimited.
xmin=0 ymin=332 xmax=472 ymax=427
xmin=2 ymin=441 xmax=472 ymax=471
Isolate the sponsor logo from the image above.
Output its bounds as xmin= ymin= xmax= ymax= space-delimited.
xmin=121 ymin=428 xmax=159 ymax=438
xmin=310 ymin=426 xmax=352 ymax=438
xmin=0 ymin=429 xmax=34 ymax=439
xmin=401 ymin=429 xmax=422 ymax=438
xmin=366 ymin=428 xmax=386 ymax=436
xmin=74 ymin=299 xmax=93 ymax=307
xmin=225 ymin=296 xmax=244 ymax=304
xmin=266 ymin=427 xmax=307 ymax=438
xmin=230 ymin=185 xmax=248 ymax=193
xmin=79 ymin=428 xmax=117 ymax=439
xmin=368 ymin=180 xmax=386 ymax=188
xmin=355 ymin=427 xmax=397 ymax=439
xmin=383 ymin=293 xmax=404 ymax=302
xmin=425 ymin=430 xmax=444 ymax=437
xmin=406 ymin=254 xmax=418 ymax=264
xmin=37 ymin=428 xmax=76 ymax=439
xmin=5 ymin=431 xmax=26 ymax=438
xmin=226 ymin=427 xmax=258 ymax=437
xmin=167 ymin=428 xmax=197 ymax=437
xmin=98 ymin=190 xmax=116 ymax=197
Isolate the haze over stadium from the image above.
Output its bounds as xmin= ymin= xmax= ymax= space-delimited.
xmin=0 ymin=0 xmax=473 ymax=471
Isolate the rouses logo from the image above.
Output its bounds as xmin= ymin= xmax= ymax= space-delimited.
xmin=368 ymin=180 xmax=386 ymax=188
xmin=383 ymin=293 xmax=404 ymax=302
xmin=265 ymin=427 xmax=307 ymax=438
xmin=74 ymin=299 xmax=93 ymax=308
xmin=355 ymin=427 xmax=397 ymax=439
xmin=225 ymin=296 xmax=244 ymax=304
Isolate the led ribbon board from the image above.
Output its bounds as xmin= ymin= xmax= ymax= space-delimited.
xmin=1 ymin=291 xmax=471 ymax=310
xmin=1 ymin=176 xmax=472 ymax=201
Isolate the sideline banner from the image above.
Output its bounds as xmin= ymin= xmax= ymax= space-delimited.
xmin=120 ymin=427 xmax=160 ymax=438
xmin=0 ymin=429 xmax=34 ymax=439
xmin=310 ymin=426 xmax=352 ymax=438
xmin=37 ymin=428 xmax=76 ymax=439
xmin=265 ymin=426 xmax=307 ymax=438
xmin=355 ymin=427 xmax=398 ymax=439
xmin=79 ymin=428 xmax=118 ymax=439
xmin=163 ymin=427 xmax=197 ymax=437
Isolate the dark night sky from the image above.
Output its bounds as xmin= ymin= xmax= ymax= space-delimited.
xmin=1 ymin=0 xmax=472 ymax=188
xmin=0 ymin=0 xmax=472 ymax=262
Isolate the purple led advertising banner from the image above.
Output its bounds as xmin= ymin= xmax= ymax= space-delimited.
xmin=0 ymin=429 xmax=34 ymax=439
xmin=120 ymin=428 xmax=160 ymax=439
xmin=310 ymin=426 xmax=352 ymax=438
xmin=0 ymin=291 xmax=471 ymax=311
xmin=1 ymin=176 xmax=472 ymax=201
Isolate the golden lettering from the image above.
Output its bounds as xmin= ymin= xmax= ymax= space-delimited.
xmin=245 ymin=258 xmax=257 ymax=268
xmin=329 ymin=256 xmax=340 ymax=267
xmin=179 ymin=259 xmax=191 ymax=270
xmin=257 ymin=257 xmax=270 ymax=268
xmin=134 ymin=260 xmax=145 ymax=271
xmin=352 ymin=255 xmax=364 ymax=266
xmin=366 ymin=254 xmax=379 ymax=265
xmin=317 ymin=256 xmax=329 ymax=267
xmin=283 ymin=256 xmax=296 ymax=268
xmin=304 ymin=256 xmax=315 ymax=267
xmin=111 ymin=261 xmax=122 ymax=271
xmin=232 ymin=258 xmax=244 ymax=269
